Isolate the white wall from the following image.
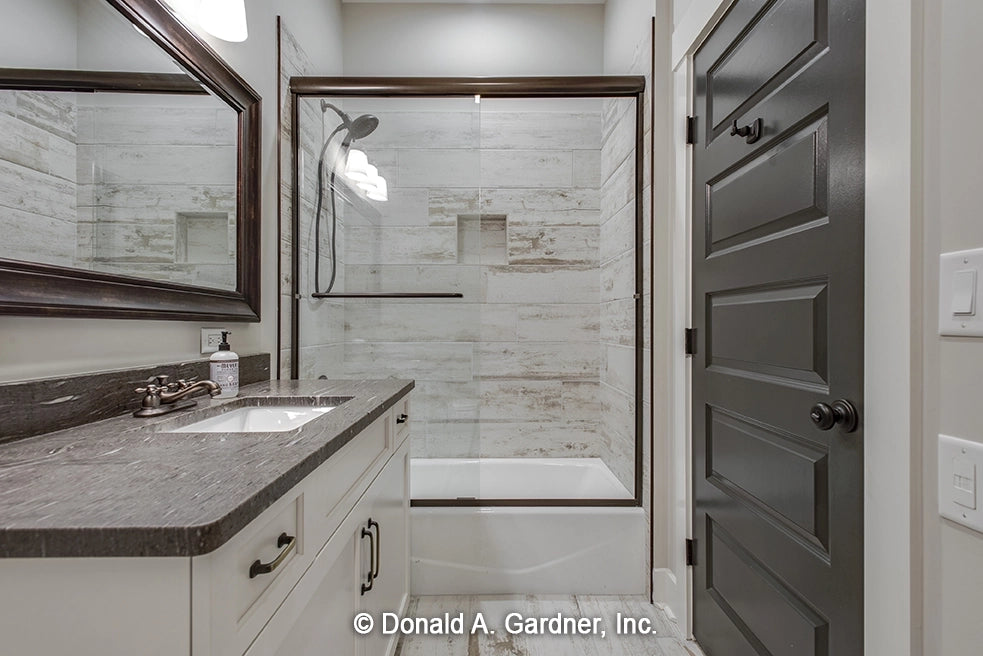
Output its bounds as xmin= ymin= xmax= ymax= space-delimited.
xmin=922 ymin=0 xmax=983 ymax=654
xmin=0 ymin=0 xmax=343 ymax=383
xmin=342 ymin=2 xmax=603 ymax=76
xmin=0 ymin=0 xmax=77 ymax=68
xmin=603 ymin=0 xmax=656 ymax=73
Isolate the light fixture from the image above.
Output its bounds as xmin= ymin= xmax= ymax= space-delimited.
xmin=344 ymin=149 xmax=370 ymax=182
xmin=162 ymin=0 xmax=201 ymax=25
xmin=198 ymin=0 xmax=248 ymax=42
xmin=356 ymin=165 xmax=379 ymax=191
xmin=364 ymin=176 xmax=388 ymax=202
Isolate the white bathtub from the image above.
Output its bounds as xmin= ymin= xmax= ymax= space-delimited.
xmin=409 ymin=458 xmax=646 ymax=595
xmin=411 ymin=457 xmax=634 ymax=500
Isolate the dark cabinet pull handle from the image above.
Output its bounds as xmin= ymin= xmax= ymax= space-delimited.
xmin=368 ymin=519 xmax=380 ymax=580
xmin=396 ymin=414 xmax=408 ymax=424
xmin=730 ymin=117 xmax=763 ymax=144
xmin=360 ymin=523 xmax=375 ymax=595
xmin=810 ymin=399 xmax=859 ymax=433
xmin=249 ymin=532 xmax=295 ymax=579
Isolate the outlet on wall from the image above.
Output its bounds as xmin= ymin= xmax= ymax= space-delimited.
xmin=200 ymin=328 xmax=228 ymax=354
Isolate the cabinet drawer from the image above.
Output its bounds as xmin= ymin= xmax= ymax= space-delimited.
xmin=393 ymin=396 xmax=410 ymax=443
xmin=306 ymin=412 xmax=390 ymax=549
xmin=192 ymin=491 xmax=309 ymax=656
xmin=232 ymin=495 xmax=303 ymax=622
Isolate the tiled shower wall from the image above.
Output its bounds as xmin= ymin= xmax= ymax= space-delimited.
xmin=0 ymin=88 xmax=237 ymax=289
xmin=75 ymin=101 xmax=237 ymax=289
xmin=332 ymin=105 xmax=626 ymax=474
xmin=599 ymin=97 xmax=643 ymax=490
xmin=278 ymin=18 xmax=347 ymax=380
xmin=0 ymin=90 xmax=78 ymax=268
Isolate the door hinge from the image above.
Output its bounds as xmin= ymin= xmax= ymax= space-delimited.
xmin=686 ymin=539 xmax=696 ymax=567
xmin=685 ymin=115 xmax=697 ymax=145
xmin=684 ymin=328 xmax=697 ymax=356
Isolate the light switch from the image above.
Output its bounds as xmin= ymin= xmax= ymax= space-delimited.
xmin=940 ymin=434 xmax=983 ymax=533
xmin=952 ymin=269 xmax=977 ymax=315
xmin=940 ymin=249 xmax=983 ymax=336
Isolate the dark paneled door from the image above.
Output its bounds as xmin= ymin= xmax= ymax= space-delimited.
xmin=691 ymin=0 xmax=864 ymax=654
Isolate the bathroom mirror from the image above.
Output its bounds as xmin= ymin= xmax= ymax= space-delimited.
xmin=0 ymin=0 xmax=261 ymax=321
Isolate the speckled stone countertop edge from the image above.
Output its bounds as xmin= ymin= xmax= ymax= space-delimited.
xmin=0 ymin=379 xmax=414 ymax=559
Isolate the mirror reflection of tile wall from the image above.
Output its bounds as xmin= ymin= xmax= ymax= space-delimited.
xmin=0 ymin=89 xmax=238 ymax=290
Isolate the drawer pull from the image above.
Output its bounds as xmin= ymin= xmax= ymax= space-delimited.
xmin=368 ymin=519 xmax=381 ymax=580
xmin=249 ymin=533 xmax=296 ymax=579
xmin=396 ymin=414 xmax=408 ymax=424
xmin=360 ymin=523 xmax=375 ymax=595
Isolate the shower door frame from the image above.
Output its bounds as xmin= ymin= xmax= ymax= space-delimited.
xmin=288 ymin=76 xmax=646 ymax=508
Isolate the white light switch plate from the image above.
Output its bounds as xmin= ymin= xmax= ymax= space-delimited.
xmin=939 ymin=434 xmax=983 ymax=533
xmin=940 ymin=248 xmax=983 ymax=336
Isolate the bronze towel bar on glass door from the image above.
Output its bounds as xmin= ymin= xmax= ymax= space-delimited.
xmin=310 ymin=292 xmax=463 ymax=298
xmin=311 ymin=292 xmax=464 ymax=298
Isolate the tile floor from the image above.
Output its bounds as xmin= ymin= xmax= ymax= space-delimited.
xmin=394 ymin=595 xmax=706 ymax=656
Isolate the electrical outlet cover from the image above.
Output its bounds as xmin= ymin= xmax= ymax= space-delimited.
xmin=939 ymin=434 xmax=983 ymax=533
xmin=200 ymin=328 xmax=226 ymax=354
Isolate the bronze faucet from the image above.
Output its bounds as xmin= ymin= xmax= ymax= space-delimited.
xmin=133 ymin=375 xmax=221 ymax=418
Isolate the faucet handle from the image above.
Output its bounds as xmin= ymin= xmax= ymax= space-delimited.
xmin=154 ymin=374 xmax=170 ymax=387
xmin=176 ymin=376 xmax=199 ymax=389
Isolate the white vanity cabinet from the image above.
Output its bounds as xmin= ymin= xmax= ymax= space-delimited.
xmin=0 ymin=393 xmax=411 ymax=656
xmin=243 ymin=442 xmax=409 ymax=656
xmin=193 ymin=398 xmax=411 ymax=656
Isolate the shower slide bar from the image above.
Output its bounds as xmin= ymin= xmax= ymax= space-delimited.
xmin=311 ymin=292 xmax=463 ymax=298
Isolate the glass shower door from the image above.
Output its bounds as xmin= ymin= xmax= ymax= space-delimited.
xmin=295 ymin=96 xmax=483 ymax=501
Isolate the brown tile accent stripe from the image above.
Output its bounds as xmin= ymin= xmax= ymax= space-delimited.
xmin=0 ymin=353 xmax=270 ymax=443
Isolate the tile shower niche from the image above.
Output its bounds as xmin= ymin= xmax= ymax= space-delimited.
xmin=458 ymin=214 xmax=506 ymax=265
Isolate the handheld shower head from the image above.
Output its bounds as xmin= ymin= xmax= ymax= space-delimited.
xmin=349 ymin=114 xmax=379 ymax=140
xmin=320 ymin=101 xmax=379 ymax=142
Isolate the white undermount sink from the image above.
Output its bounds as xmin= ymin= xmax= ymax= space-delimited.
xmin=167 ymin=405 xmax=336 ymax=433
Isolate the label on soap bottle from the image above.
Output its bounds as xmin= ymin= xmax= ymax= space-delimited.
xmin=210 ymin=360 xmax=239 ymax=398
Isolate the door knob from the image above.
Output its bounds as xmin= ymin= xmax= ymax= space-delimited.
xmin=810 ymin=400 xmax=859 ymax=433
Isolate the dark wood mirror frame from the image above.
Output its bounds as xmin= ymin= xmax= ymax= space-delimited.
xmin=0 ymin=0 xmax=261 ymax=322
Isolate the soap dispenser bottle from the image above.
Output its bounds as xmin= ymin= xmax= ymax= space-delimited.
xmin=209 ymin=331 xmax=239 ymax=398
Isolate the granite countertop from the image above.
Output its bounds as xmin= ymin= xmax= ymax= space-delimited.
xmin=0 ymin=379 xmax=413 ymax=559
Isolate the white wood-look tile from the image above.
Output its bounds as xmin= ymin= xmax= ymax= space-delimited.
xmin=507 ymin=225 xmax=599 ymax=266
xmin=480 ymin=150 xmax=573 ymax=189
xmin=516 ymin=304 xmax=600 ymax=343
xmin=480 ymin=112 xmax=602 ymax=151
xmin=483 ymin=266 xmax=599 ymax=304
